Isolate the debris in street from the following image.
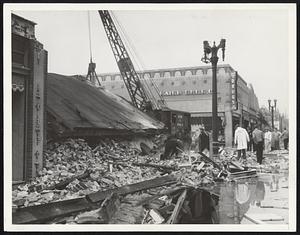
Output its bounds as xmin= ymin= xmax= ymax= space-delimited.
xmin=12 ymin=137 xmax=290 ymax=224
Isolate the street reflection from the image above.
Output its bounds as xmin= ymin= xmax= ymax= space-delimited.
xmin=213 ymin=172 xmax=288 ymax=224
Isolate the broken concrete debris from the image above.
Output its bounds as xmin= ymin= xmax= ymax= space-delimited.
xmin=12 ymin=137 xmax=287 ymax=224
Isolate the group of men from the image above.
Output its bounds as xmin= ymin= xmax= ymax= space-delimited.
xmin=160 ymin=123 xmax=289 ymax=165
xmin=234 ymin=124 xmax=289 ymax=165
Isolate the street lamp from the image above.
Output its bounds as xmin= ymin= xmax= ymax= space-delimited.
xmin=268 ymin=99 xmax=277 ymax=129
xmin=202 ymin=39 xmax=226 ymax=156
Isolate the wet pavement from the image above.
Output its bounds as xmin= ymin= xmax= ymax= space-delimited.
xmin=211 ymin=150 xmax=289 ymax=224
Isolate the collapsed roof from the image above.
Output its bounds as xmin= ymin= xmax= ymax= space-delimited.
xmin=47 ymin=73 xmax=164 ymax=137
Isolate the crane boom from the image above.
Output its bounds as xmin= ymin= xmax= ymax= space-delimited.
xmin=98 ymin=10 xmax=152 ymax=111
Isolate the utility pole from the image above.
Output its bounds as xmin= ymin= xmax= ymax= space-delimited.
xmin=268 ymin=99 xmax=277 ymax=129
xmin=202 ymin=39 xmax=226 ymax=157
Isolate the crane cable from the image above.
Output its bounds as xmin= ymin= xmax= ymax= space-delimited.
xmin=110 ymin=12 xmax=154 ymax=103
xmin=113 ymin=13 xmax=164 ymax=107
xmin=110 ymin=11 xmax=163 ymax=109
xmin=87 ymin=11 xmax=93 ymax=62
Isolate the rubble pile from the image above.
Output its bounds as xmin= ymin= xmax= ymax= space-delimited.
xmin=13 ymin=138 xmax=288 ymax=224
xmin=12 ymin=138 xmax=227 ymax=209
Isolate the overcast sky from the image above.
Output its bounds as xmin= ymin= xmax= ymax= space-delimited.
xmin=13 ymin=6 xmax=294 ymax=115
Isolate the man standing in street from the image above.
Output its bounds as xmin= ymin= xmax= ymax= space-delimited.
xmin=247 ymin=126 xmax=253 ymax=152
xmin=281 ymin=128 xmax=289 ymax=150
xmin=234 ymin=124 xmax=249 ymax=160
xmin=252 ymin=125 xmax=264 ymax=164
xmin=271 ymin=128 xmax=281 ymax=150
xmin=264 ymin=127 xmax=272 ymax=153
xmin=198 ymin=125 xmax=210 ymax=154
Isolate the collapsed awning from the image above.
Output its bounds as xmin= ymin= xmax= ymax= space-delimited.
xmin=12 ymin=83 xmax=24 ymax=92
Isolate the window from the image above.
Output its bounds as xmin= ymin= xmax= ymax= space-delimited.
xmin=111 ymin=76 xmax=115 ymax=81
xmin=164 ymin=72 xmax=171 ymax=77
xmin=203 ymin=80 xmax=207 ymax=84
xmin=185 ymin=70 xmax=192 ymax=76
xmin=196 ymin=69 xmax=203 ymax=75
xmin=154 ymin=73 xmax=160 ymax=78
xmin=101 ymin=77 xmax=106 ymax=82
xmin=175 ymin=71 xmax=181 ymax=77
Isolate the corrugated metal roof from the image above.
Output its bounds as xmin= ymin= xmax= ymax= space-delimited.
xmin=47 ymin=73 xmax=164 ymax=135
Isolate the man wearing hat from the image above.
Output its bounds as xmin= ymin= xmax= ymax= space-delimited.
xmin=198 ymin=125 xmax=210 ymax=154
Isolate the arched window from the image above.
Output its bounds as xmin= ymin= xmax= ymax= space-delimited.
xmin=164 ymin=71 xmax=171 ymax=78
xmin=185 ymin=70 xmax=192 ymax=77
xmin=196 ymin=69 xmax=203 ymax=76
xmin=174 ymin=71 xmax=181 ymax=77
xmin=101 ymin=77 xmax=106 ymax=82
xmin=154 ymin=72 xmax=160 ymax=79
xmin=144 ymin=73 xmax=150 ymax=79
xmin=106 ymin=75 xmax=111 ymax=81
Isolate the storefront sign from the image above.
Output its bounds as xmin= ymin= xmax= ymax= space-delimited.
xmin=160 ymin=89 xmax=212 ymax=96
xmin=231 ymin=76 xmax=238 ymax=110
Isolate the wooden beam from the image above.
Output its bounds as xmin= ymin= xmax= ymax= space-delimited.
xmin=166 ymin=189 xmax=187 ymax=224
xmin=12 ymin=197 xmax=94 ymax=224
xmin=87 ymin=174 xmax=178 ymax=203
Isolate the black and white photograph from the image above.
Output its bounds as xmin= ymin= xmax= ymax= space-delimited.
xmin=3 ymin=3 xmax=296 ymax=231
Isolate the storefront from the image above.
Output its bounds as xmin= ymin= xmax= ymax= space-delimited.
xmin=12 ymin=14 xmax=47 ymax=182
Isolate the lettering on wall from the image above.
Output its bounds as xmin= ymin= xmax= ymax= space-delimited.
xmin=231 ymin=76 xmax=238 ymax=110
xmin=11 ymin=16 xmax=35 ymax=40
xmin=160 ymin=89 xmax=212 ymax=96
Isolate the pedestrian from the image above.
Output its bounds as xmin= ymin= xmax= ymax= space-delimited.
xmin=198 ymin=125 xmax=210 ymax=154
xmin=234 ymin=124 xmax=249 ymax=160
xmin=280 ymin=128 xmax=289 ymax=150
xmin=252 ymin=125 xmax=264 ymax=164
xmin=271 ymin=128 xmax=281 ymax=150
xmin=264 ymin=127 xmax=272 ymax=153
xmin=247 ymin=126 xmax=253 ymax=152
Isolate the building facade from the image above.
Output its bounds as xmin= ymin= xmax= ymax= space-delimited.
xmin=97 ymin=64 xmax=260 ymax=147
xmin=12 ymin=14 xmax=47 ymax=182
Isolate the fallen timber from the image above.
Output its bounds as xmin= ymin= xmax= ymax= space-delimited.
xmin=29 ymin=170 xmax=91 ymax=192
xmin=13 ymin=174 xmax=178 ymax=224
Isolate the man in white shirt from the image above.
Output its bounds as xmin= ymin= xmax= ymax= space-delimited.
xmin=234 ymin=124 xmax=250 ymax=160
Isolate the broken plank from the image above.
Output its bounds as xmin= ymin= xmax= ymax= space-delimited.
xmin=12 ymin=197 xmax=94 ymax=224
xmin=158 ymin=204 xmax=175 ymax=215
xmin=132 ymin=162 xmax=177 ymax=171
xmin=134 ymin=186 xmax=186 ymax=207
xmin=166 ymin=189 xmax=187 ymax=224
xmin=198 ymin=152 xmax=222 ymax=170
xmin=229 ymin=161 xmax=244 ymax=171
xmin=99 ymin=193 xmax=120 ymax=222
xmin=87 ymin=174 xmax=179 ymax=203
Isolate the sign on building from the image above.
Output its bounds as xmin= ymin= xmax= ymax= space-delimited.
xmin=231 ymin=75 xmax=238 ymax=110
